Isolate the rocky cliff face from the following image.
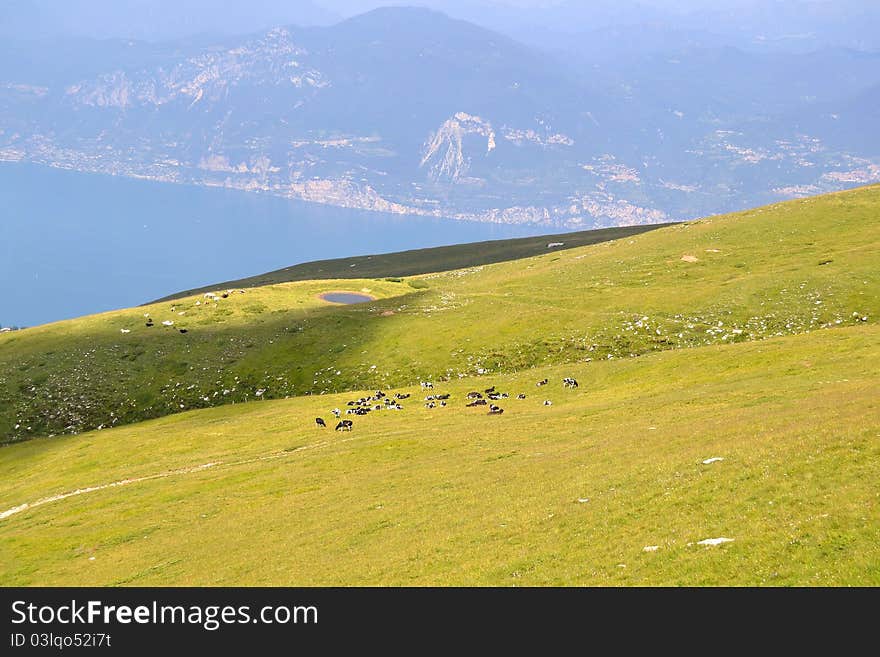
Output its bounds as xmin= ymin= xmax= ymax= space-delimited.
xmin=420 ymin=112 xmax=496 ymax=182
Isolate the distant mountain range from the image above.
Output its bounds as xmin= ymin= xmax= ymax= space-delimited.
xmin=1 ymin=6 xmax=878 ymax=228
xmin=406 ymin=0 xmax=880 ymax=54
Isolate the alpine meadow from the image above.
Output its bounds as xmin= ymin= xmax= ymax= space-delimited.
xmin=1 ymin=184 xmax=878 ymax=586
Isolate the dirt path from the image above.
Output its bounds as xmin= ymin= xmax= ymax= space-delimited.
xmin=0 ymin=435 xmax=362 ymax=522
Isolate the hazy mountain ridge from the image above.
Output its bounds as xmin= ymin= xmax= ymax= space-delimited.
xmin=410 ymin=0 xmax=880 ymax=54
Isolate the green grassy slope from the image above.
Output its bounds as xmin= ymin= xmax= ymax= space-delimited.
xmin=1 ymin=325 xmax=877 ymax=585
xmin=1 ymin=186 xmax=877 ymax=443
xmin=153 ymin=223 xmax=672 ymax=303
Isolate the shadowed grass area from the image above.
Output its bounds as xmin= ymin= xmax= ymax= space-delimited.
xmin=0 ymin=325 xmax=877 ymax=585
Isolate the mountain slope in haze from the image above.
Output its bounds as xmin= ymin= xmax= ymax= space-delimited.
xmin=2 ymin=7 xmax=878 ymax=229
xmin=450 ymin=0 xmax=880 ymax=54
xmin=1 ymin=184 xmax=877 ymax=444
xmin=684 ymin=0 xmax=880 ymax=53
xmin=795 ymin=82 xmax=880 ymax=158
xmin=0 ymin=8 xmax=633 ymax=226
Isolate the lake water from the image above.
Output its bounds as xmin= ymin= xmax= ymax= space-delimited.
xmin=0 ymin=163 xmax=547 ymax=327
xmin=320 ymin=293 xmax=375 ymax=305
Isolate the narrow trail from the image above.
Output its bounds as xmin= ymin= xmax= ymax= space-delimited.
xmin=0 ymin=434 xmax=363 ymax=522
xmin=0 ymin=462 xmax=222 ymax=521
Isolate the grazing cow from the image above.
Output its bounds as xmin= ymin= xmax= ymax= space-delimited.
xmin=331 ymin=408 xmax=341 ymax=418
xmin=375 ymin=390 xmax=386 ymax=398
xmin=315 ymin=417 xmax=327 ymax=428
xmin=335 ymin=420 xmax=353 ymax=432
xmin=563 ymin=377 xmax=579 ymax=389
xmin=517 ymin=394 xmax=527 ymax=400
xmin=466 ymin=399 xmax=488 ymax=407
xmin=436 ymin=393 xmax=451 ymax=400
xmin=537 ymin=379 xmax=549 ymax=387
xmin=421 ymin=382 xmax=434 ymax=389
xmin=489 ymin=404 xmax=501 ymax=412
xmin=179 ymin=328 xmax=188 ymax=334
xmin=466 ymin=392 xmax=483 ymax=400
xmin=488 ymin=407 xmax=504 ymax=415
xmin=485 ymin=386 xmax=496 ymax=393
xmin=544 ymin=400 xmax=553 ymax=406
xmin=145 ymin=321 xmax=154 ymax=327
xmin=425 ymin=401 xmax=436 ymax=409
xmin=395 ymin=393 xmax=410 ymax=400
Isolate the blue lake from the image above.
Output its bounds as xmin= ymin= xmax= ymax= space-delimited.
xmin=0 ymin=163 xmax=547 ymax=327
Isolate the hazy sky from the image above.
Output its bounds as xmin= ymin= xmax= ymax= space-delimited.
xmin=317 ymin=0 xmax=827 ymax=14
xmin=1 ymin=0 xmax=867 ymax=44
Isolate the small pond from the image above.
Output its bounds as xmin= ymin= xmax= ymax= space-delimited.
xmin=320 ymin=292 xmax=375 ymax=304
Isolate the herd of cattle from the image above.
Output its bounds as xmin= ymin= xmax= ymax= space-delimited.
xmin=134 ymin=291 xmax=246 ymax=335
xmin=315 ymin=377 xmax=579 ymax=431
